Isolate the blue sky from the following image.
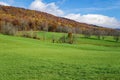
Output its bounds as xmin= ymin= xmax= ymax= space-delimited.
xmin=0 ymin=0 xmax=120 ymax=28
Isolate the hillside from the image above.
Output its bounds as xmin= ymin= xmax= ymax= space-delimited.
xmin=0 ymin=5 xmax=115 ymax=33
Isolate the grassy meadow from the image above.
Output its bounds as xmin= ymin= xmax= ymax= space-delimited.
xmin=0 ymin=32 xmax=120 ymax=80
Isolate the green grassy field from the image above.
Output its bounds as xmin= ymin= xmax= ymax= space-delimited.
xmin=0 ymin=32 xmax=120 ymax=80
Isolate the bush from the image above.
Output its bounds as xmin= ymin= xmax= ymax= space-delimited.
xmin=21 ymin=30 xmax=40 ymax=40
xmin=58 ymin=33 xmax=76 ymax=44
xmin=58 ymin=35 xmax=66 ymax=43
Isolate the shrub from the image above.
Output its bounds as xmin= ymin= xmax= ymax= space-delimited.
xmin=58 ymin=33 xmax=76 ymax=44
xmin=33 ymin=32 xmax=40 ymax=39
xmin=21 ymin=30 xmax=40 ymax=40
xmin=58 ymin=35 xmax=66 ymax=43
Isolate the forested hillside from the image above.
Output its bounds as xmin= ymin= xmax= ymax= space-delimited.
xmin=0 ymin=5 xmax=119 ymax=37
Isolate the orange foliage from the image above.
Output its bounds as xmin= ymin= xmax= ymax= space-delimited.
xmin=0 ymin=5 xmax=116 ymax=34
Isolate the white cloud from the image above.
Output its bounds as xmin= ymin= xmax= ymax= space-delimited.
xmin=29 ymin=0 xmax=120 ymax=28
xmin=29 ymin=0 xmax=64 ymax=16
xmin=0 ymin=2 xmax=10 ymax=6
xmin=64 ymin=14 xmax=120 ymax=28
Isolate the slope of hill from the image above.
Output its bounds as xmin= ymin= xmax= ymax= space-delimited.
xmin=0 ymin=5 xmax=115 ymax=34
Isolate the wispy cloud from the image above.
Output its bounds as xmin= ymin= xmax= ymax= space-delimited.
xmin=7 ymin=0 xmax=14 ymax=4
xmin=57 ymin=0 xmax=67 ymax=5
xmin=69 ymin=6 xmax=120 ymax=13
xmin=0 ymin=1 xmax=10 ymax=6
xmin=0 ymin=0 xmax=14 ymax=5
xmin=67 ymin=0 xmax=120 ymax=13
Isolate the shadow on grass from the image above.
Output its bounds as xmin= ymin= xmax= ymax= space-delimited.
xmin=101 ymin=39 xmax=120 ymax=43
xmin=80 ymin=37 xmax=103 ymax=41
xmin=80 ymin=37 xmax=120 ymax=43
xmin=79 ymin=37 xmax=120 ymax=47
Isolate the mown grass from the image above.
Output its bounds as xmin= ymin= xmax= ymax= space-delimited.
xmin=0 ymin=32 xmax=120 ymax=80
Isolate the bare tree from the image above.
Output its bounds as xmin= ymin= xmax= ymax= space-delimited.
xmin=101 ymin=30 xmax=107 ymax=40
xmin=83 ymin=29 xmax=92 ymax=38
xmin=1 ymin=22 xmax=18 ymax=36
xmin=113 ymin=30 xmax=120 ymax=42
xmin=56 ymin=26 xmax=63 ymax=32
xmin=93 ymin=29 xmax=101 ymax=40
xmin=74 ymin=27 xmax=82 ymax=34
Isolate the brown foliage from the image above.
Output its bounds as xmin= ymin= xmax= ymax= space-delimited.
xmin=0 ymin=5 xmax=117 ymax=36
